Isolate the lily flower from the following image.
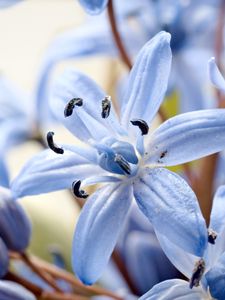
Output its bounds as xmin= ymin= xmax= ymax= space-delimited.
xmin=10 ymin=32 xmax=225 ymax=285
xmin=141 ymin=185 xmax=225 ymax=300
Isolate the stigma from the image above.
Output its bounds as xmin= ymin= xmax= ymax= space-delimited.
xmin=101 ymin=96 xmax=111 ymax=119
xmin=208 ymin=228 xmax=217 ymax=244
xmin=189 ymin=258 xmax=205 ymax=289
xmin=130 ymin=119 xmax=149 ymax=135
xmin=72 ymin=180 xmax=89 ymax=199
xmin=64 ymin=98 xmax=83 ymax=117
xmin=47 ymin=132 xmax=64 ymax=154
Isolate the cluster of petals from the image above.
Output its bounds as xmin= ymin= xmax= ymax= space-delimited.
xmin=9 ymin=31 xmax=225 ymax=287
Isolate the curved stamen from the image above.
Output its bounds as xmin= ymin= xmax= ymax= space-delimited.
xmin=114 ymin=154 xmax=131 ymax=175
xmin=64 ymin=98 xmax=83 ymax=117
xmin=130 ymin=119 xmax=149 ymax=135
xmin=101 ymin=96 xmax=111 ymax=119
xmin=47 ymin=132 xmax=64 ymax=154
xmin=72 ymin=180 xmax=89 ymax=199
xmin=208 ymin=228 xmax=217 ymax=244
xmin=189 ymin=258 xmax=205 ymax=289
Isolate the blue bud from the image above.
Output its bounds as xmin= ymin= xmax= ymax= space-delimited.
xmin=0 ymin=238 xmax=9 ymax=278
xmin=0 ymin=187 xmax=31 ymax=251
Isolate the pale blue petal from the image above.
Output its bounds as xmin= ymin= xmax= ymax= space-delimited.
xmin=207 ymin=187 xmax=225 ymax=267
xmin=121 ymin=31 xmax=172 ymax=131
xmin=72 ymin=183 xmax=133 ymax=285
xmin=208 ymin=57 xmax=225 ymax=93
xmin=133 ymin=168 xmax=207 ymax=256
xmin=0 ymin=238 xmax=9 ymax=277
xmin=146 ymin=109 xmax=225 ymax=166
xmin=0 ymin=0 xmax=22 ymax=8
xmin=155 ymin=231 xmax=198 ymax=279
xmin=78 ymin=0 xmax=108 ymax=14
xmin=0 ymin=281 xmax=36 ymax=300
xmin=11 ymin=148 xmax=105 ymax=197
xmin=50 ymin=69 xmax=125 ymax=142
xmin=205 ymin=251 xmax=225 ymax=300
xmin=124 ymin=231 xmax=178 ymax=294
xmin=140 ymin=279 xmax=206 ymax=300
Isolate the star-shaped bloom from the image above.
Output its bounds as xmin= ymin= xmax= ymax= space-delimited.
xmin=10 ymin=32 xmax=225 ymax=285
xmin=141 ymin=185 xmax=225 ymax=300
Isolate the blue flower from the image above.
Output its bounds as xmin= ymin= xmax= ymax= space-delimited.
xmin=10 ymin=32 xmax=225 ymax=285
xmin=141 ymin=185 xmax=225 ymax=300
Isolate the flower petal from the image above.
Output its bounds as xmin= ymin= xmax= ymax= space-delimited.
xmin=155 ymin=231 xmax=198 ymax=279
xmin=121 ymin=31 xmax=172 ymax=131
xmin=140 ymin=279 xmax=206 ymax=300
xmin=72 ymin=183 xmax=133 ymax=285
xmin=210 ymin=185 xmax=225 ymax=234
xmin=78 ymin=0 xmax=108 ymax=14
xmin=205 ymin=251 xmax=225 ymax=300
xmin=11 ymin=147 xmax=105 ymax=197
xmin=133 ymin=168 xmax=207 ymax=256
xmin=0 ymin=281 xmax=36 ymax=300
xmin=146 ymin=109 xmax=225 ymax=166
xmin=208 ymin=57 xmax=225 ymax=92
xmin=50 ymin=69 xmax=125 ymax=142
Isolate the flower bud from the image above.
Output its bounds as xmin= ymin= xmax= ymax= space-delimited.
xmin=0 ymin=187 xmax=31 ymax=251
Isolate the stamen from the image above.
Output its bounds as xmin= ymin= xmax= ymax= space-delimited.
xmin=47 ymin=132 xmax=64 ymax=154
xmin=114 ymin=154 xmax=131 ymax=175
xmin=130 ymin=119 xmax=149 ymax=135
xmin=64 ymin=98 xmax=83 ymax=117
xmin=101 ymin=96 xmax=111 ymax=118
xmin=189 ymin=258 xmax=205 ymax=289
xmin=208 ymin=228 xmax=217 ymax=244
xmin=72 ymin=180 xmax=89 ymax=199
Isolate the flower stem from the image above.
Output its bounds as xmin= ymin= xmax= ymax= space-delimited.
xmin=20 ymin=252 xmax=62 ymax=293
xmin=9 ymin=251 xmax=123 ymax=300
